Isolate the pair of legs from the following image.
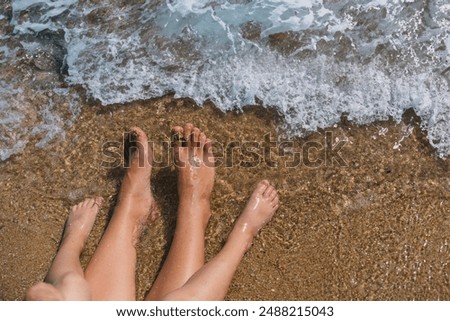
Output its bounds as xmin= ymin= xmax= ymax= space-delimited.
xmin=26 ymin=124 xmax=279 ymax=301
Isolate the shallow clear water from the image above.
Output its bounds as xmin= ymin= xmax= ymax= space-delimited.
xmin=1 ymin=0 xmax=449 ymax=159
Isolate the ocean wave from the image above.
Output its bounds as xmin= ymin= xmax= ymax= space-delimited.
xmin=1 ymin=0 xmax=449 ymax=158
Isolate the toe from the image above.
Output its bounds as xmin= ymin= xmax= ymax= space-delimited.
xmin=183 ymin=123 xmax=194 ymax=143
xmin=192 ymin=127 xmax=200 ymax=147
xmin=171 ymin=125 xmax=183 ymax=134
xmin=86 ymin=198 xmax=95 ymax=208
xmin=263 ymin=184 xmax=274 ymax=197
xmin=94 ymin=197 xmax=104 ymax=208
xmin=205 ymin=138 xmax=213 ymax=153
xmin=127 ymin=127 xmax=149 ymax=167
xmin=269 ymin=189 xmax=278 ymax=201
xmin=171 ymin=126 xmax=184 ymax=144
xmin=130 ymin=126 xmax=142 ymax=136
xmin=199 ymin=132 xmax=207 ymax=148
xmin=255 ymin=180 xmax=269 ymax=195
xmin=130 ymin=127 xmax=148 ymax=143
xmin=272 ymin=196 xmax=279 ymax=207
xmin=203 ymin=138 xmax=215 ymax=167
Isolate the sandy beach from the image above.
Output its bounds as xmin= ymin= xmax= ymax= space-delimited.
xmin=1 ymin=96 xmax=449 ymax=300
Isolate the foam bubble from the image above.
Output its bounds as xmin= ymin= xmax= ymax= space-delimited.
xmin=2 ymin=0 xmax=450 ymax=159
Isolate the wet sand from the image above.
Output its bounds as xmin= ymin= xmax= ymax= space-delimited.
xmin=0 ymin=96 xmax=449 ymax=300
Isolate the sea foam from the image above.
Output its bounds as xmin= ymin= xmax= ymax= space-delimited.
xmin=1 ymin=0 xmax=449 ymax=158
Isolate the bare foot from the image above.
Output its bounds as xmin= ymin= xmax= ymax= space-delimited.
xmin=233 ymin=180 xmax=279 ymax=247
xmin=119 ymin=127 xmax=159 ymax=227
xmin=62 ymin=197 xmax=103 ymax=250
xmin=172 ymin=123 xmax=215 ymax=226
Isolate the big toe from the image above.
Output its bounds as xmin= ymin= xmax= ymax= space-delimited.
xmin=183 ymin=123 xmax=194 ymax=143
xmin=130 ymin=127 xmax=148 ymax=144
xmin=171 ymin=126 xmax=184 ymax=144
xmin=128 ymin=127 xmax=152 ymax=167
xmin=254 ymin=180 xmax=270 ymax=195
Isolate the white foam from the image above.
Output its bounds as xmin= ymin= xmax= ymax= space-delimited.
xmin=12 ymin=0 xmax=77 ymax=13
xmin=62 ymin=0 xmax=450 ymax=156
xmin=0 ymin=46 xmax=18 ymax=64
xmin=2 ymin=0 xmax=450 ymax=160
xmin=0 ymin=78 xmax=81 ymax=160
xmin=11 ymin=0 xmax=78 ymax=34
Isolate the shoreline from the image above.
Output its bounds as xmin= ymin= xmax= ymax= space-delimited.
xmin=1 ymin=97 xmax=449 ymax=300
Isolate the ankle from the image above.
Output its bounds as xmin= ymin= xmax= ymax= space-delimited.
xmin=234 ymin=217 xmax=261 ymax=237
xmin=60 ymin=236 xmax=84 ymax=254
xmin=228 ymin=224 xmax=256 ymax=251
xmin=177 ymin=202 xmax=211 ymax=229
xmin=178 ymin=196 xmax=210 ymax=209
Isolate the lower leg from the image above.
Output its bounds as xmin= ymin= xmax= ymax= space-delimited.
xmin=84 ymin=128 xmax=158 ymax=300
xmin=146 ymin=124 xmax=215 ymax=300
xmin=162 ymin=230 xmax=251 ymax=301
xmin=84 ymin=203 xmax=142 ymax=300
xmin=146 ymin=200 xmax=210 ymax=300
xmin=162 ymin=180 xmax=279 ymax=301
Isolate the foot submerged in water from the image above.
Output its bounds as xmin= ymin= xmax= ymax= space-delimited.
xmin=119 ymin=127 xmax=159 ymax=230
xmin=233 ymin=180 xmax=279 ymax=249
xmin=63 ymin=197 xmax=103 ymax=250
xmin=172 ymin=123 xmax=215 ymax=227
